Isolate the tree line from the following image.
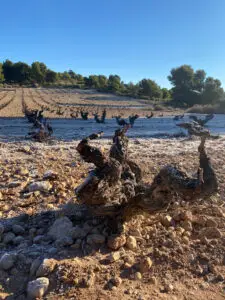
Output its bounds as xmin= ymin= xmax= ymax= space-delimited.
xmin=0 ymin=60 xmax=224 ymax=107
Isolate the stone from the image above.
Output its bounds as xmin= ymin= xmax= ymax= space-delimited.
xmin=107 ymin=234 xmax=126 ymax=250
xmin=200 ymin=227 xmax=222 ymax=239
xmin=8 ymin=181 xmax=21 ymax=188
xmin=0 ymin=253 xmax=17 ymax=270
xmin=161 ymin=215 xmax=172 ymax=227
xmin=195 ymin=215 xmax=207 ymax=226
xmin=181 ymin=220 xmax=192 ymax=231
xmin=0 ymin=192 xmax=3 ymax=201
xmin=205 ymin=218 xmax=218 ymax=228
xmin=149 ymin=276 xmax=157 ymax=284
xmin=87 ymin=234 xmax=105 ymax=245
xmin=55 ymin=237 xmax=73 ymax=247
xmin=126 ymin=236 xmax=137 ymax=251
xmin=21 ymin=146 xmax=31 ymax=154
xmin=180 ymin=211 xmax=193 ymax=221
xmin=27 ymin=277 xmax=49 ymax=299
xmin=164 ymin=283 xmax=174 ymax=292
xmin=140 ymin=257 xmax=153 ymax=273
xmin=48 ymin=247 xmax=58 ymax=255
xmin=27 ymin=181 xmax=52 ymax=193
xmin=43 ymin=170 xmax=58 ymax=180
xmin=71 ymin=224 xmax=91 ymax=239
xmin=176 ymin=227 xmax=185 ymax=235
xmin=216 ymin=274 xmax=224 ymax=282
xmin=33 ymin=235 xmax=45 ymax=244
xmin=12 ymin=224 xmax=25 ymax=235
xmin=13 ymin=236 xmax=24 ymax=245
xmin=71 ymin=239 xmax=81 ymax=249
xmin=123 ymin=255 xmax=135 ymax=265
xmin=0 ymin=223 xmax=4 ymax=236
xmin=36 ymin=259 xmax=56 ymax=277
xmin=3 ymin=232 xmax=15 ymax=244
xmin=108 ymin=251 xmax=120 ymax=263
xmin=30 ymin=258 xmax=42 ymax=277
xmin=110 ymin=276 xmax=122 ymax=286
xmin=134 ymin=272 xmax=142 ymax=280
xmin=182 ymin=236 xmax=190 ymax=245
xmin=48 ymin=217 xmax=73 ymax=240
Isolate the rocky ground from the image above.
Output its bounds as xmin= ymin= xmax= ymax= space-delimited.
xmin=0 ymin=137 xmax=224 ymax=299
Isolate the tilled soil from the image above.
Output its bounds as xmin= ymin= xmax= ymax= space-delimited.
xmin=0 ymin=137 xmax=224 ymax=299
xmin=0 ymin=88 xmax=177 ymax=119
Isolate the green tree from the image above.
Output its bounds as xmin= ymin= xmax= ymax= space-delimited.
xmin=68 ymin=70 xmax=76 ymax=79
xmin=108 ymin=75 xmax=121 ymax=92
xmin=193 ymin=69 xmax=206 ymax=92
xmin=161 ymin=88 xmax=171 ymax=100
xmin=98 ymin=75 xmax=108 ymax=90
xmin=2 ymin=60 xmax=14 ymax=82
xmin=89 ymin=75 xmax=99 ymax=88
xmin=139 ymin=79 xmax=162 ymax=99
xmin=202 ymin=77 xmax=224 ymax=104
xmin=31 ymin=62 xmax=45 ymax=84
xmin=62 ymin=71 xmax=71 ymax=80
xmin=45 ymin=70 xmax=58 ymax=83
xmin=0 ymin=63 xmax=4 ymax=82
xmin=168 ymin=65 xmax=201 ymax=106
xmin=168 ymin=65 xmax=194 ymax=89
xmin=75 ymin=74 xmax=84 ymax=83
xmin=125 ymin=82 xmax=140 ymax=97
xmin=12 ymin=62 xmax=31 ymax=83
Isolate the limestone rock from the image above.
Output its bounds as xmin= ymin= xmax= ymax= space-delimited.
xmin=8 ymin=181 xmax=21 ymax=188
xmin=140 ymin=257 xmax=153 ymax=273
xmin=12 ymin=224 xmax=25 ymax=235
xmin=107 ymin=251 xmax=120 ymax=263
xmin=27 ymin=181 xmax=52 ymax=193
xmin=0 ymin=253 xmax=17 ymax=270
xmin=27 ymin=277 xmax=49 ymax=299
xmin=48 ymin=217 xmax=73 ymax=240
xmin=126 ymin=236 xmax=137 ymax=251
xmin=107 ymin=234 xmax=126 ymax=250
xmin=36 ymin=259 xmax=56 ymax=277
xmin=71 ymin=226 xmax=87 ymax=239
xmin=3 ymin=232 xmax=15 ymax=244
xmin=13 ymin=236 xmax=24 ymax=245
xmin=110 ymin=276 xmax=122 ymax=286
xmin=30 ymin=258 xmax=42 ymax=277
xmin=200 ymin=227 xmax=222 ymax=239
xmin=134 ymin=272 xmax=142 ymax=280
xmin=55 ymin=237 xmax=74 ymax=247
xmin=161 ymin=215 xmax=172 ymax=227
xmin=43 ymin=170 xmax=58 ymax=180
xmin=181 ymin=220 xmax=192 ymax=232
xmin=0 ymin=223 xmax=4 ymax=236
xmin=87 ymin=234 xmax=105 ymax=245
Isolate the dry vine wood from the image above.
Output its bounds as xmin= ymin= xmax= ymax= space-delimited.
xmin=75 ymin=127 xmax=218 ymax=219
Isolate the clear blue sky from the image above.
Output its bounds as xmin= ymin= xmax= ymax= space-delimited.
xmin=1 ymin=0 xmax=225 ymax=88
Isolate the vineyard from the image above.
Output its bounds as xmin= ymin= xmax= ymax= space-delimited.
xmin=0 ymin=88 xmax=160 ymax=119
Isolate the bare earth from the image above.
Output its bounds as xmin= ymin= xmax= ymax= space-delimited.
xmin=0 ymin=88 xmax=180 ymax=119
xmin=0 ymin=137 xmax=224 ymax=299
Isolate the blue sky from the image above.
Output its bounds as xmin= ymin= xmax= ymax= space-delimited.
xmin=1 ymin=0 xmax=225 ymax=88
